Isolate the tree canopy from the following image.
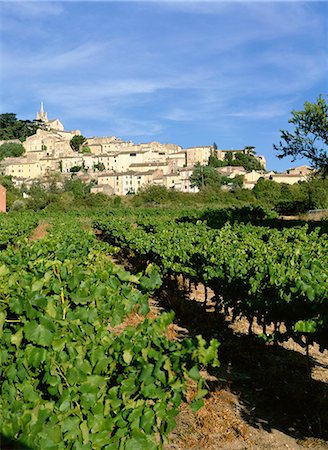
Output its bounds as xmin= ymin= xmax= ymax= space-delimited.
xmin=0 ymin=113 xmax=39 ymax=141
xmin=190 ymin=163 xmax=228 ymax=189
xmin=274 ymin=95 xmax=328 ymax=176
xmin=0 ymin=142 xmax=25 ymax=160
xmin=208 ymin=149 xmax=264 ymax=172
xmin=70 ymin=135 xmax=87 ymax=152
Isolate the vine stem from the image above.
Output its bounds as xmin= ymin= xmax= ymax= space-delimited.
xmin=305 ymin=335 xmax=311 ymax=380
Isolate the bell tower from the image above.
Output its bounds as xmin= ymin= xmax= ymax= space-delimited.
xmin=36 ymin=102 xmax=48 ymax=122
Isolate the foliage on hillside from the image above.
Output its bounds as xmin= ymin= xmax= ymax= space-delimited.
xmin=0 ymin=113 xmax=39 ymax=141
xmin=208 ymin=148 xmax=264 ymax=171
xmin=0 ymin=142 xmax=25 ymax=160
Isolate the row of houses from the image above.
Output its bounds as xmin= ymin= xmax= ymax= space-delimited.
xmin=0 ymin=104 xmax=312 ymax=195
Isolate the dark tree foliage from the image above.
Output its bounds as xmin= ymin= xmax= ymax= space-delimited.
xmin=69 ymin=165 xmax=82 ymax=173
xmin=274 ymin=95 xmax=328 ymax=176
xmin=0 ymin=113 xmax=39 ymax=141
xmin=70 ymin=135 xmax=87 ymax=152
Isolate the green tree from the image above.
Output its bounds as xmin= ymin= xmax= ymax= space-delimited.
xmin=27 ymin=183 xmax=51 ymax=210
xmin=134 ymin=185 xmax=169 ymax=204
xmin=70 ymin=135 xmax=87 ymax=152
xmin=0 ymin=113 xmax=39 ymax=141
xmin=224 ymin=152 xmax=234 ymax=165
xmin=208 ymin=154 xmax=226 ymax=168
xmin=64 ymin=178 xmax=90 ymax=198
xmin=274 ymin=95 xmax=328 ymax=175
xmin=228 ymin=174 xmax=244 ymax=190
xmin=233 ymin=152 xmax=264 ymax=171
xmin=253 ymin=178 xmax=282 ymax=207
xmin=0 ymin=142 xmax=25 ymax=160
xmin=190 ymin=163 xmax=227 ymax=189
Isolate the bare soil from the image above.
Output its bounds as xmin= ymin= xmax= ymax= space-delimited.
xmin=29 ymin=222 xmax=51 ymax=241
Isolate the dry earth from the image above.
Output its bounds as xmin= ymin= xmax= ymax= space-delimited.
xmin=28 ymin=222 xmax=51 ymax=241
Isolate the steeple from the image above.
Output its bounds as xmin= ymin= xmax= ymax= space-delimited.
xmin=36 ymin=102 xmax=48 ymax=122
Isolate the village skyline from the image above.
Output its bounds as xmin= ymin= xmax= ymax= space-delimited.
xmin=1 ymin=2 xmax=327 ymax=172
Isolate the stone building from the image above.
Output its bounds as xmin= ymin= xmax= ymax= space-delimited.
xmin=0 ymin=104 xmax=311 ymax=195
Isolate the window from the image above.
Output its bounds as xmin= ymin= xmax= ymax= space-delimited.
xmin=130 ymin=153 xmax=137 ymax=157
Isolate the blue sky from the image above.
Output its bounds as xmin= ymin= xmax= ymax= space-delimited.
xmin=0 ymin=1 xmax=327 ymax=171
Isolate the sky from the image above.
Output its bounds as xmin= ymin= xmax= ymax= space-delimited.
xmin=0 ymin=1 xmax=327 ymax=171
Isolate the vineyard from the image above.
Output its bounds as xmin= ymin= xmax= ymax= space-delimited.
xmin=95 ymin=208 xmax=328 ymax=351
xmin=0 ymin=207 xmax=327 ymax=449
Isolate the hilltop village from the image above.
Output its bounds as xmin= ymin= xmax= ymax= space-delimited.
xmin=0 ymin=104 xmax=312 ymax=195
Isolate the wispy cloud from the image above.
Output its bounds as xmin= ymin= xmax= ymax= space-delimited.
xmin=1 ymin=2 xmax=64 ymax=18
xmin=2 ymin=42 xmax=106 ymax=72
xmin=224 ymin=100 xmax=296 ymax=120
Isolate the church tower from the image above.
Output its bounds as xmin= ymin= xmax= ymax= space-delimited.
xmin=36 ymin=102 xmax=48 ymax=122
xmin=35 ymin=102 xmax=65 ymax=132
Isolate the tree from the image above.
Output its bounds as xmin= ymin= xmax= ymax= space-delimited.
xmin=190 ymin=163 xmax=228 ymax=190
xmin=27 ymin=183 xmax=51 ymax=210
xmin=70 ymin=135 xmax=87 ymax=152
xmin=224 ymin=152 xmax=234 ymax=165
xmin=0 ymin=113 xmax=39 ymax=141
xmin=0 ymin=142 xmax=25 ymax=160
xmin=134 ymin=185 xmax=169 ymax=204
xmin=233 ymin=152 xmax=264 ymax=171
xmin=253 ymin=178 xmax=282 ymax=207
xmin=64 ymin=178 xmax=90 ymax=198
xmin=274 ymin=95 xmax=328 ymax=176
xmin=208 ymin=154 xmax=225 ymax=168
